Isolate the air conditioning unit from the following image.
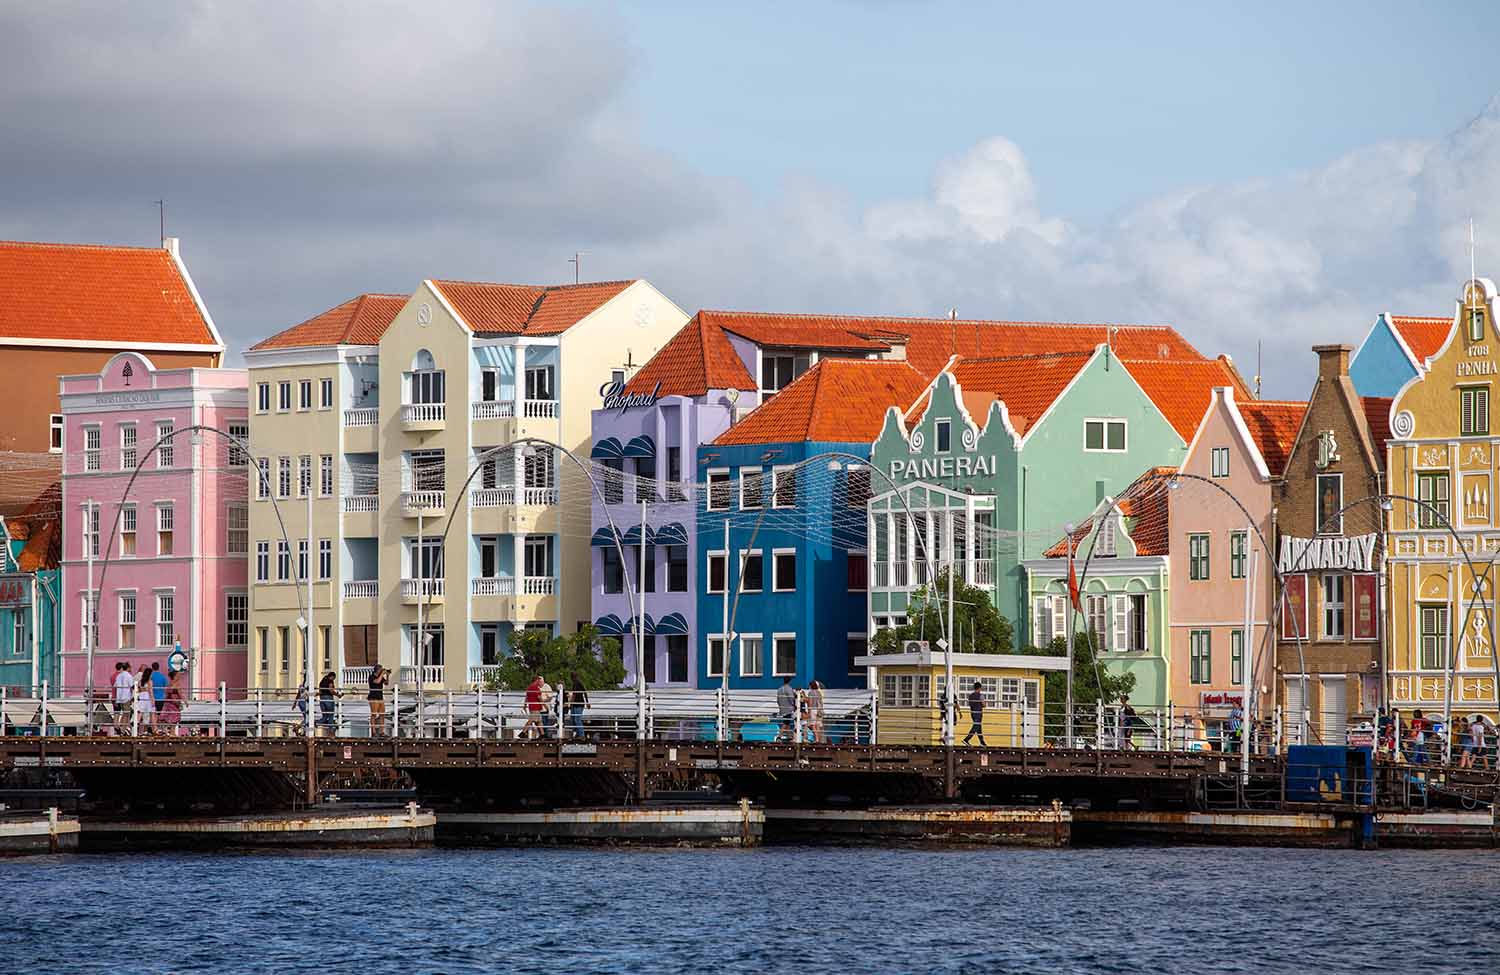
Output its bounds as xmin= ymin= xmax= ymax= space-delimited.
xmin=903 ymin=639 xmax=929 ymax=654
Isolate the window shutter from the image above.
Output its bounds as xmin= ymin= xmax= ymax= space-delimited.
xmin=1052 ymin=595 xmax=1066 ymax=641
xmin=1463 ymin=391 xmax=1474 ymax=434
xmin=1112 ymin=595 xmax=1129 ymax=651
xmin=1032 ymin=597 xmax=1048 ymax=646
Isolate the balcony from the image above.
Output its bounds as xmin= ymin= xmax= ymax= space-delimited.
xmin=523 ymin=487 xmax=559 ymax=506
xmin=472 ymin=401 xmax=515 ymax=421
xmin=341 ymin=666 xmax=374 ymax=689
xmin=401 ymin=490 xmax=445 ymax=516
xmin=523 ymin=576 xmax=556 ymax=596
xmin=401 ymin=402 xmax=446 ymax=432
xmin=472 ymin=486 xmax=516 ymax=508
xmin=344 ymin=580 xmax=377 ymax=599
xmin=522 ymin=399 xmax=558 ymax=419
xmin=471 ymin=576 xmax=516 ymax=596
xmin=400 ymin=577 xmax=445 ymax=605
xmin=343 ymin=408 xmax=378 ymax=427
xmin=468 ymin=664 xmax=502 ymax=685
xmin=343 ymin=494 xmax=378 ymax=513
xmin=398 ymin=664 xmax=445 ymax=687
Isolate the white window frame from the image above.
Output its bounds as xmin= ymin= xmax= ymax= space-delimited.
xmin=1321 ymin=573 xmax=1346 ymax=639
xmin=706 ymin=634 xmax=728 ymax=678
xmin=226 ymin=591 xmax=248 ymax=648
xmin=772 ymin=548 xmax=797 ymax=592
xmin=118 ymin=590 xmax=137 ymax=649
xmin=298 ymin=539 xmax=309 ymax=583
xmin=256 ymin=382 xmax=271 ymax=414
xmin=320 ymin=454 xmax=334 ymax=497
xmin=257 ymin=457 xmax=271 ymax=500
xmin=935 ymin=419 xmax=952 ymax=454
xmin=119 ymin=423 xmax=138 ymax=471
xmin=155 ymin=589 xmax=175 ymax=648
xmin=227 ymin=421 xmax=249 ymax=467
xmin=298 ymin=455 xmax=312 ymax=498
xmin=706 ymin=468 xmax=731 ymax=511
xmin=156 ymin=421 xmax=174 ymax=468
xmin=739 ymin=549 xmax=764 ymax=593
xmin=278 ymin=381 xmax=292 ymax=412
xmin=256 ymin=541 xmax=270 ymax=583
xmin=739 ymin=466 xmax=764 ymax=510
xmin=1210 ymin=446 xmax=1230 ymax=478
xmin=227 ymin=504 xmax=249 ymax=555
xmin=119 ymin=504 xmax=137 ymax=558
xmin=83 ymin=424 xmax=101 ymax=471
xmin=706 ymin=551 xmax=727 ymax=594
xmin=319 ymin=538 xmax=332 ymax=580
xmin=1084 ymin=417 xmax=1128 ymax=453
xmin=49 ymin=414 xmax=63 ymax=453
xmin=772 ymin=632 xmax=797 ymax=677
xmin=298 ymin=378 xmax=313 ymax=411
xmin=319 ymin=377 xmax=334 ymax=410
xmin=772 ymin=465 xmax=797 ymax=509
xmin=278 ymin=456 xmax=292 ymax=499
xmin=81 ymin=591 xmax=98 ymax=649
xmin=739 ymin=633 xmax=765 ymax=677
xmin=277 ymin=540 xmax=291 ymax=582
xmin=156 ymin=503 xmax=174 ymax=556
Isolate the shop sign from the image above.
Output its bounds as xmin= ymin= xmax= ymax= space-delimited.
xmin=93 ymin=391 xmax=162 ymax=406
xmin=889 ymin=455 xmax=997 ymax=481
xmin=1277 ymin=533 xmax=1378 ymax=574
xmin=0 ymin=575 xmax=30 ymax=608
xmin=600 ymin=380 xmax=660 ymax=413
xmin=1200 ymin=690 xmax=1245 ymax=711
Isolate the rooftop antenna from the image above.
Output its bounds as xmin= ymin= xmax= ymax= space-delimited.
xmin=154 ymin=199 xmax=165 ymax=244
xmin=569 ymin=251 xmax=588 ymax=285
xmin=1255 ymin=341 xmax=1262 ymax=398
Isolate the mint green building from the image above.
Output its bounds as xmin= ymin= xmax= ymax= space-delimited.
xmin=867 ymin=344 xmax=1240 ymax=649
xmin=1022 ymin=472 xmax=1172 ymax=706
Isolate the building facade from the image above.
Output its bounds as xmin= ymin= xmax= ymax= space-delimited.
xmin=1167 ymin=387 xmax=1304 ymax=742
xmin=1024 ymin=467 xmax=1173 ymax=707
xmin=58 ymin=353 xmax=249 ymax=694
xmin=1349 ymin=312 xmax=1450 ymax=398
xmin=0 ymin=495 xmax=61 ymax=693
xmin=1272 ymin=345 xmax=1389 ymax=744
xmin=692 ymin=359 xmax=928 ymax=690
xmin=0 ymin=239 xmax=223 ymax=457
xmin=1384 ymin=279 xmax=1500 ymax=726
xmin=246 ymin=279 xmax=687 ymax=692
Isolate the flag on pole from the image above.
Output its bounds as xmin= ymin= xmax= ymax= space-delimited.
xmin=1067 ymin=537 xmax=1082 ymax=612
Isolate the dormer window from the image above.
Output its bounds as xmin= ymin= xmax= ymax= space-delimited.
xmin=761 ymin=353 xmax=810 ymax=395
xmin=935 ymin=419 xmax=952 ymax=453
xmin=1471 ymin=307 xmax=1486 ymax=343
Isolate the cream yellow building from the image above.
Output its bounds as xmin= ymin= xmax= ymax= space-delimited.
xmin=245 ymin=279 xmax=686 ymax=692
xmin=1385 ymin=277 xmax=1500 ymax=723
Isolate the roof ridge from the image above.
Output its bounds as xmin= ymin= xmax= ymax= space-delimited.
xmin=1243 ymin=398 xmax=1308 ymax=407
xmin=1389 ymin=314 xmax=1450 ymax=321
xmin=433 ymin=277 xmax=634 ymax=291
xmin=699 ymin=308 xmax=1177 ymax=329
xmin=955 ymin=349 xmax=1097 ymax=365
xmin=0 ymin=239 xmax=174 ymax=253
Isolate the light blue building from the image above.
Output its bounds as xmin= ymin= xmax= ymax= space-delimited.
xmin=694 ymin=359 xmax=927 ymax=690
xmin=0 ymin=501 xmax=61 ymax=693
xmin=1348 ymin=312 xmax=1450 ymax=397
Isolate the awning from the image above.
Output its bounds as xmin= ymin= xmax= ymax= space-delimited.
xmin=622 ymin=523 xmax=656 ymax=546
xmin=591 ymin=526 xmax=621 ymax=547
xmin=629 ymin=614 xmax=657 ymax=636
xmin=623 ymin=434 xmax=655 ymax=459
xmin=654 ymin=522 xmax=688 ymax=547
xmin=593 ymin=614 xmax=626 ymax=637
xmin=656 ymin=612 xmax=689 ymax=636
xmin=590 ymin=437 xmax=623 ymax=460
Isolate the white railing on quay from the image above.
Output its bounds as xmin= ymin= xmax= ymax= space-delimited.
xmin=343 ymin=494 xmax=378 ymax=513
xmin=472 ymin=400 xmax=515 ymax=420
xmin=343 ymin=580 xmax=377 ymax=599
xmin=343 ymin=407 xmax=378 ymax=427
xmin=401 ymin=402 xmax=446 ymax=424
xmin=471 ymin=576 xmax=516 ymax=596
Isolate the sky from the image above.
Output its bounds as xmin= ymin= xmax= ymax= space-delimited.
xmin=3 ymin=1 xmax=1500 ymax=397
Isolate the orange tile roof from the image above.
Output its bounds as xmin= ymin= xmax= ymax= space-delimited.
xmin=250 ymin=293 xmax=408 ymax=351
xmin=7 ymin=481 xmax=60 ymax=572
xmin=1237 ymin=400 xmax=1308 ymax=476
xmin=0 ymin=240 xmax=219 ymax=348
xmin=1044 ymin=467 xmax=1175 ymax=558
xmin=907 ymin=351 xmax=1095 ymax=437
xmin=1121 ymin=355 xmax=1253 ymax=442
xmin=622 ymin=314 xmax=756 ymax=397
xmin=1361 ymin=396 xmax=1392 ymax=460
xmin=1389 ymin=315 xmax=1451 ymax=364
xmin=713 ymin=359 xmax=928 ymax=446
xmin=431 ymin=279 xmax=635 ymax=336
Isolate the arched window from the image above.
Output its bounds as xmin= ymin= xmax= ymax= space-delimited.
xmin=406 ymin=349 xmax=445 ymax=405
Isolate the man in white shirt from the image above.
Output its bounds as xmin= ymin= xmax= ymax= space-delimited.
xmin=112 ymin=662 xmax=135 ymax=733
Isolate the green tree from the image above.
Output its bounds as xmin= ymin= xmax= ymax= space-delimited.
xmin=870 ymin=567 xmax=1014 ymax=654
xmin=481 ymin=625 xmax=625 ymax=691
xmin=1020 ymin=632 xmax=1137 ymax=729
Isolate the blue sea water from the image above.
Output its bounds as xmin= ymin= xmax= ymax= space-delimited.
xmin=2 ymin=846 xmax=1496 ymax=975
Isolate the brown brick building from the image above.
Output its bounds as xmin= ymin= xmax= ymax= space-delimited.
xmin=1273 ymin=344 xmax=1390 ymax=744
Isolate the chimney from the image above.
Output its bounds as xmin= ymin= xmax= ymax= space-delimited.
xmin=1313 ymin=343 xmax=1351 ymax=381
xmin=162 ymin=236 xmax=180 ymax=259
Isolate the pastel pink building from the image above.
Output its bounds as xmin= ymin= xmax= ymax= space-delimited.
xmin=60 ymin=352 xmax=249 ymax=696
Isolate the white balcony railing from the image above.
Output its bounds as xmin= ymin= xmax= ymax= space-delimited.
xmin=341 ymin=666 xmax=374 ymax=688
xmin=472 ymin=400 xmax=515 ymax=420
xmin=471 ymin=486 xmax=516 ymax=507
xmin=871 ymin=561 xmax=991 ymax=589
xmin=402 ymin=490 xmax=445 ymax=513
xmin=523 ymin=576 xmax=556 ymax=596
xmin=399 ymin=665 xmax=445 ymax=687
xmin=522 ymin=399 xmax=558 ymax=419
xmin=523 ymin=487 xmax=559 ymax=506
xmin=401 ymin=402 xmax=446 ymax=424
xmin=400 ymin=577 xmax=445 ymax=599
xmin=343 ymin=407 xmax=378 ymax=427
xmin=343 ymin=580 xmax=377 ymax=599
xmin=468 ymin=664 xmax=502 ymax=685
xmin=343 ymin=494 xmax=377 ymax=513
xmin=471 ymin=576 xmax=516 ymax=596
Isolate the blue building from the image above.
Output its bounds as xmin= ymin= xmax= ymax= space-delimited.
xmin=695 ymin=359 xmax=927 ymax=689
xmin=0 ymin=489 xmax=62 ymax=693
xmin=1349 ymin=312 xmax=1450 ymax=397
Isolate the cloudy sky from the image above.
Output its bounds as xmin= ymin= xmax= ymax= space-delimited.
xmin=3 ymin=1 xmax=1499 ymax=396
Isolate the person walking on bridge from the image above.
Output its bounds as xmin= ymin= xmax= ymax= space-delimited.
xmin=567 ymin=672 xmax=588 ymax=740
xmin=776 ymin=676 xmax=797 ymax=741
xmin=962 ymin=681 xmax=987 ymax=747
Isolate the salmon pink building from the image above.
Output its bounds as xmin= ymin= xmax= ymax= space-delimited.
xmin=59 ymin=353 xmax=249 ymax=696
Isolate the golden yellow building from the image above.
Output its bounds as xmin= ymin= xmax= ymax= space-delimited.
xmin=1385 ymin=278 xmax=1500 ymax=723
xmin=857 ymin=649 xmax=1066 ymax=746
